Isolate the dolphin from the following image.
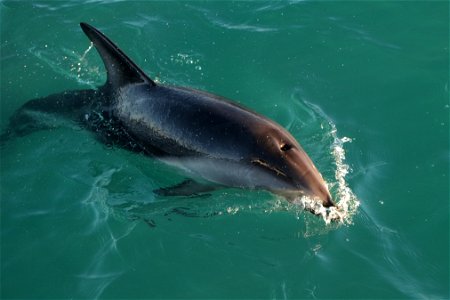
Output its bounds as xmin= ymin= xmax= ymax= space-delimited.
xmin=3 ymin=22 xmax=334 ymax=211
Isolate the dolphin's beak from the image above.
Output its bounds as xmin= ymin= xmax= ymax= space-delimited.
xmin=302 ymin=168 xmax=334 ymax=208
xmin=285 ymin=147 xmax=335 ymax=208
xmin=322 ymin=189 xmax=334 ymax=208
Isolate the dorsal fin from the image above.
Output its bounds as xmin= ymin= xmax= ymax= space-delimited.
xmin=80 ymin=22 xmax=156 ymax=88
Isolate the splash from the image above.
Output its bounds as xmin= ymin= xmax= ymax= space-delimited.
xmin=329 ymin=124 xmax=360 ymax=223
xmin=296 ymin=101 xmax=360 ymax=225
xmin=76 ymin=42 xmax=94 ymax=74
xmin=170 ymin=52 xmax=203 ymax=76
xmin=170 ymin=52 xmax=201 ymax=68
xmin=28 ymin=42 xmax=101 ymax=88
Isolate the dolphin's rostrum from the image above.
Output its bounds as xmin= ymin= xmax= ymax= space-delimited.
xmin=4 ymin=23 xmax=334 ymax=212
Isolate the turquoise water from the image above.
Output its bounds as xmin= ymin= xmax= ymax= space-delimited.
xmin=1 ymin=1 xmax=449 ymax=298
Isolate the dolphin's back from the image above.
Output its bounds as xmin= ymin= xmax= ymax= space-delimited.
xmin=1 ymin=89 xmax=97 ymax=141
xmin=113 ymin=83 xmax=274 ymax=160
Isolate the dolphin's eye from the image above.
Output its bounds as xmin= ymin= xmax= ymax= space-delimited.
xmin=280 ymin=143 xmax=292 ymax=152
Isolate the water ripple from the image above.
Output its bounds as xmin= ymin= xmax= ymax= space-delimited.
xmin=187 ymin=5 xmax=278 ymax=33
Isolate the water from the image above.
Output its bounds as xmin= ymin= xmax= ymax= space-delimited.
xmin=1 ymin=1 xmax=448 ymax=298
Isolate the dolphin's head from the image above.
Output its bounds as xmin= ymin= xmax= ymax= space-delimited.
xmin=250 ymin=126 xmax=334 ymax=208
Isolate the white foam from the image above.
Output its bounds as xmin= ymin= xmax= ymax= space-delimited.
xmin=296 ymin=101 xmax=360 ymax=225
xmin=328 ymin=122 xmax=360 ymax=224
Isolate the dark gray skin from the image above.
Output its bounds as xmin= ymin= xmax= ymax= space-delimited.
xmin=3 ymin=23 xmax=334 ymax=210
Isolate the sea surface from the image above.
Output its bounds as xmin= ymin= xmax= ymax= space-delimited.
xmin=1 ymin=1 xmax=448 ymax=299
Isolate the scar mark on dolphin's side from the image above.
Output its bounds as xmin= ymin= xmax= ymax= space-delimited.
xmin=251 ymin=159 xmax=287 ymax=177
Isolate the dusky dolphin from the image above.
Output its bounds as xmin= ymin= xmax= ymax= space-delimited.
xmin=3 ymin=22 xmax=334 ymax=212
